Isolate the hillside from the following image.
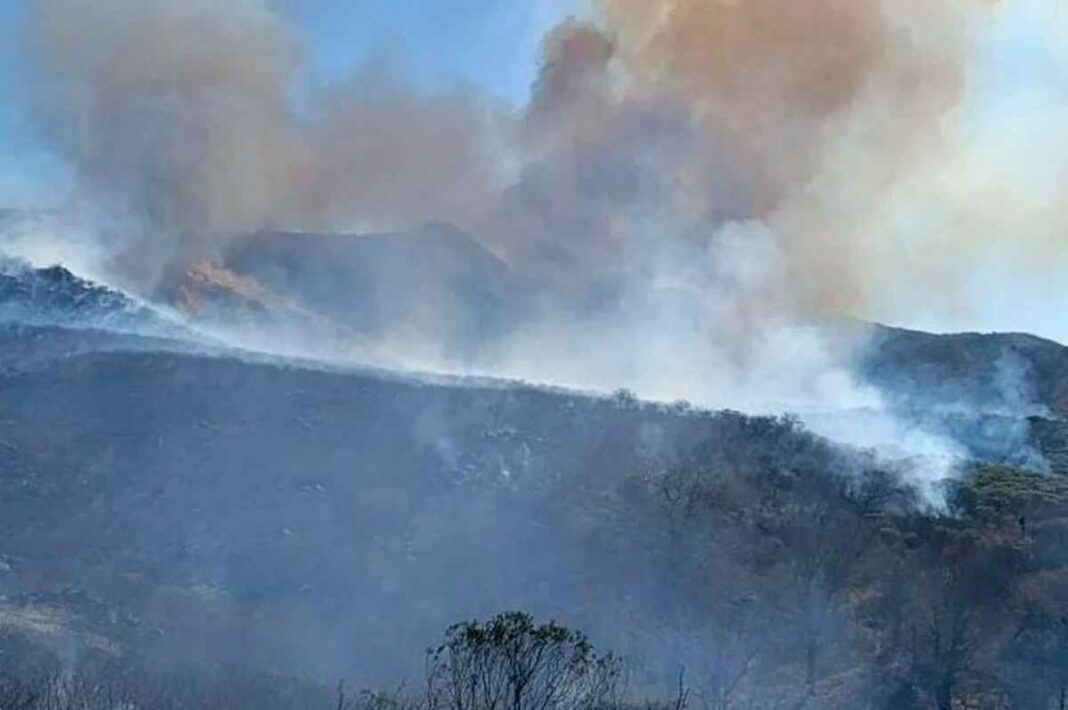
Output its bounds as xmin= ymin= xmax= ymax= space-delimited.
xmin=0 ymin=322 xmax=742 ymax=679
xmin=220 ymin=224 xmax=517 ymax=360
xmin=861 ymin=324 xmax=1068 ymax=416
xmin=858 ymin=324 xmax=1068 ymax=475
xmin=0 ymin=264 xmax=1067 ymax=706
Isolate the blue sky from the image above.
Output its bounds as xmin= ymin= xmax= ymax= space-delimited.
xmin=0 ymin=0 xmax=581 ymax=207
xmin=0 ymin=0 xmax=58 ymax=207
xmin=279 ymin=0 xmax=580 ymax=101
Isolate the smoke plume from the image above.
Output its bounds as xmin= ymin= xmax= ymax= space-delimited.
xmin=22 ymin=0 xmax=502 ymax=289
xmin=19 ymin=0 xmax=1061 ymax=442
xmin=23 ymin=0 xmax=996 ymax=296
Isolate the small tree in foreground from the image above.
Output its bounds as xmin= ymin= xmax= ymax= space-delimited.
xmin=426 ymin=611 xmax=624 ymax=710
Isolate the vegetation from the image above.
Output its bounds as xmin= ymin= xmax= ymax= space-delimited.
xmin=0 ymin=613 xmax=624 ymax=710
xmin=5 ymin=452 xmax=1068 ymax=708
xmin=426 ymin=612 xmax=623 ymax=710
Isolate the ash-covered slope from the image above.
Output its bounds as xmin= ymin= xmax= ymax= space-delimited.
xmin=0 ymin=258 xmax=187 ymax=338
xmin=0 ymin=327 xmax=853 ymax=682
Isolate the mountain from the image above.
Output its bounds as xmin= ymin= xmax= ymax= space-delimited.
xmin=221 ymin=223 xmax=517 ymax=360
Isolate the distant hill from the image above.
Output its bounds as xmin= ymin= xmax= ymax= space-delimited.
xmin=222 ymin=223 xmax=517 ymax=360
xmin=861 ymin=324 xmax=1068 ymax=416
xmin=856 ymin=324 xmax=1068 ymax=474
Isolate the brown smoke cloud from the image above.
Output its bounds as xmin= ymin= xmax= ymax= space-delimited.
xmin=491 ymin=0 xmax=980 ymax=320
xmin=604 ymin=0 xmax=888 ymax=212
xmin=25 ymin=0 xmax=297 ymax=265
xmin=23 ymin=0 xmax=1025 ymax=336
xmin=23 ymin=0 xmax=503 ymax=288
xmin=286 ymin=75 xmax=504 ymax=235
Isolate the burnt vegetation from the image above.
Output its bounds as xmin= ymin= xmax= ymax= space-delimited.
xmin=2 ymin=340 xmax=1068 ymax=708
xmin=1 ymin=456 xmax=1068 ymax=709
xmin=0 ymin=272 xmax=1068 ymax=707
